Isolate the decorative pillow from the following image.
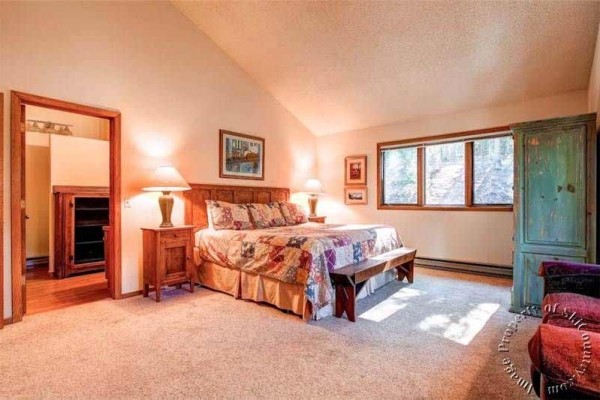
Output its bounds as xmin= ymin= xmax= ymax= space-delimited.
xmin=278 ymin=201 xmax=308 ymax=225
xmin=247 ymin=202 xmax=287 ymax=229
xmin=206 ymin=200 xmax=253 ymax=230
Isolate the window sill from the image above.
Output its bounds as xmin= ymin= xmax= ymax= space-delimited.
xmin=377 ymin=205 xmax=513 ymax=212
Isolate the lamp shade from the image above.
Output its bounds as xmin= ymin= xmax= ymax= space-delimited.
xmin=304 ymin=179 xmax=324 ymax=195
xmin=142 ymin=166 xmax=191 ymax=192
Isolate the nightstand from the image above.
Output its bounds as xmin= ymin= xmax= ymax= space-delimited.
xmin=141 ymin=226 xmax=195 ymax=302
xmin=308 ymin=216 xmax=327 ymax=223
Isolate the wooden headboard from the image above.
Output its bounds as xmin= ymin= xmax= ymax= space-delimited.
xmin=184 ymin=183 xmax=290 ymax=230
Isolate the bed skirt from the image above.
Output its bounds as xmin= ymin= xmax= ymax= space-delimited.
xmin=194 ymin=249 xmax=398 ymax=320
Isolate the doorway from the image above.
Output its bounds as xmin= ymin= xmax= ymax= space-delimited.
xmin=10 ymin=91 xmax=122 ymax=323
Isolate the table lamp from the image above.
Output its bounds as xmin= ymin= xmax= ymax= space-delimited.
xmin=304 ymin=178 xmax=324 ymax=217
xmin=142 ymin=166 xmax=191 ymax=228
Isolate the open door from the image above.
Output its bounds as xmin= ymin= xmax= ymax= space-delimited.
xmin=19 ymin=104 xmax=26 ymax=315
xmin=10 ymin=99 xmax=27 ymax=320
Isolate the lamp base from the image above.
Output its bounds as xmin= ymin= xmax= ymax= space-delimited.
xmin=158 ymin=191 xmax=174 ymax=228
xmin=307 ymin=195 xmax=318 ymax=218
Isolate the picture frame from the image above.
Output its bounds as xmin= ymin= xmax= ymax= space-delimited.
xmin=344 ymin=187 xmax=368 ymax=205
xmin=219 ymin=129 xmax=265 ymax=180
xmin=345 ymin=155 xmax=367 ymax=185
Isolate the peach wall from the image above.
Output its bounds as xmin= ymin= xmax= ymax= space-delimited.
xmin=50 ymin=135 xmax=109 ymax=187
xmin=25 ymin=144 xmax=50 ymax=259
xmin=316 ymin=91 xmax=588 ymax=266
xmin=0 ymin=1 xmax=316 ymax=318
xmin=589 ymin=22 xmax=600 ymax=118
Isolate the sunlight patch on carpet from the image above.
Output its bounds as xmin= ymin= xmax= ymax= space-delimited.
xmin=359 ymin=287 xmax=423 ymax=322
xmin=418 ymin=302 xmax=500 ymax=345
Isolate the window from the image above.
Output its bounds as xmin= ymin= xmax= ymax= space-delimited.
xmin=425 ymin=142 xmax=465 ymax=205
xmin=378 ymin=128 xmax=513 ymax=211
xmin=473 ymin=136 xmax=513 ymax=205
xmin=381 ymin=147 xmax=418 ymax=205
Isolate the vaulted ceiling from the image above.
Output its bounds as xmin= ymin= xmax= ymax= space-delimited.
xmin=174 ymin=1 xmax=600 ymax=136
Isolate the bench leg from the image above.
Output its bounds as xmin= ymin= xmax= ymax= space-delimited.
xmin=335 ymin=285 xmax=344 ymax=318
xmin=406 ymin=260 xmax=414 ymax=283
xmin=396 ymin=260 xmax=415 ymax=283
xmin=335 ymin=284 xmax=357 ymax=322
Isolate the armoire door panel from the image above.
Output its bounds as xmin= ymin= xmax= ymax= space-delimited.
xmin=522 ymin=126 xmax=586 ymax=249
xmin=517 ymin=244 xmax=587 ymax=258
xmin=521 ymin=253 xmax=586 ymax=308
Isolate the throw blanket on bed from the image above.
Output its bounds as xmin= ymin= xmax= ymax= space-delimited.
xmin=197 ymin=223 xmax=401 ymax=311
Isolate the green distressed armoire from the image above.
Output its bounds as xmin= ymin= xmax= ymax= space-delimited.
xmin=511 ymin=113 xmax=597 ymax=315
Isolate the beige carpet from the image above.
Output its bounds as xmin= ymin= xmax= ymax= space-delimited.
xmin=0 ymin=267 xmax=539 ymax=399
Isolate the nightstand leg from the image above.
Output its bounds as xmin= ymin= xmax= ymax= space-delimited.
xmin=143 ymin=283 xmax=149 ymax=298
xmin=155 ymin=285 xmax=161 ymax=302
xmin=189 ymin=279 xmax=195 ymax=293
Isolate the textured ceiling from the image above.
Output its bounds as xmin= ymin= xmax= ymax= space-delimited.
xmin=174 ymin=1 xmax=600 ymax=136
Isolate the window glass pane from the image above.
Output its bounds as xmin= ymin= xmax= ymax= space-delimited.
xmin=425 ymin=142 xmax=465 ymax=205
xmin=473 ymin=136 xmax=513 ymax=204
xmin=382 ymin=147 xmax=418 ymax=204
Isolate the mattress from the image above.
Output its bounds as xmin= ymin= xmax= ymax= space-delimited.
xmin=195 ymin=222 xmax=402 ymax=313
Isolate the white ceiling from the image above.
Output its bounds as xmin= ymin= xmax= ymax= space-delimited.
xmin=174 ymin=1 xmax=600 ymax=136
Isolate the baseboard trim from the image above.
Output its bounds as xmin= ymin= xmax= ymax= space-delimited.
xmin=3 ymin=317 xmax=13 ymax=326
xmin=415 ymin=257 xmax=513 ymax=278
xmin=26 ymin=256 xmax=49 ymax=268
xmin=121 ymin=290 xmax=143 ymax=299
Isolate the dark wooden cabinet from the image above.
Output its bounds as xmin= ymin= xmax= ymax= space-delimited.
xmin=54 ymin=186 xmax=109 ymax=279
xmin=510 ymin=113 xmax=596 ymax=314
xmin=142 ymin=226 xmax=195 ymax=302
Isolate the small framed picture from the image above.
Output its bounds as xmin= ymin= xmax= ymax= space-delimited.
xmin=345 ymin=155 xmax=367 ymax=185
xmin=220 ymin=130 xmax=265 ymax=180
xmin=345 ymin=187 xmax=368 ymax=205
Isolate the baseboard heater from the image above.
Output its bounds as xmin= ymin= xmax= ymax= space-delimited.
xmin=415 ymin=257 xmax=512 ymax=278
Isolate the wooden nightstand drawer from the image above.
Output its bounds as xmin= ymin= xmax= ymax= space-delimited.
xmin=159 ymin=229 xmax=191 ymax=241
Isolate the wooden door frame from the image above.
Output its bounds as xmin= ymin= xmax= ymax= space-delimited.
xmin=10 ymin=91 xmax=122 ymax=323
xmin=1 ymin=93 xmax=4 ymax=329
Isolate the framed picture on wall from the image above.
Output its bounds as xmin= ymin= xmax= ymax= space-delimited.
xmin=219 ymin=130 xmax=265 ymax=180
xmin=344 ymin=187 xmax=368 ymax=205
xmin=345 ymin=155 xmax=367 ymax=185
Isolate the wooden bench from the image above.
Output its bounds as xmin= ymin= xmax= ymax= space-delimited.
xmin=329 ymin=247 xmax=417 ymax=322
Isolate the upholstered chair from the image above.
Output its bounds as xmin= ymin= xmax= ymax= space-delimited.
xmin=528 ymin=261 xmax=600 ymax=399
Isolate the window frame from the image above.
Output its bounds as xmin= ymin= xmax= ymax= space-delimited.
xmin=377 ymin=126 xmax=513 ymax=212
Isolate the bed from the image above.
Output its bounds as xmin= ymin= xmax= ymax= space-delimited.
xmin=184 ymin=183 xmax=413 ymax=320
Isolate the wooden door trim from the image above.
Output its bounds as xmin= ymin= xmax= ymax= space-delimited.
xmin=0 ymin=93 xmax=4 ymax=329
xmin=10 ymin=91 xmax=122 ymax=323
xmin=52 ymin=185 xmax=109 ymax=194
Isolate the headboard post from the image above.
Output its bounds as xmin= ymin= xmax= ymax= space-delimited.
xmin=184 ymin=184 xmax=290 ymax=230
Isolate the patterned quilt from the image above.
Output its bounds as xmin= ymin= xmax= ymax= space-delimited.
xmin=196 ymin=223 xmax=402 ymax=312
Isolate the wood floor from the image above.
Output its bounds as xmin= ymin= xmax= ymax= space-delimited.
xmin=25 ymin=264 xmax=109 ymax=315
